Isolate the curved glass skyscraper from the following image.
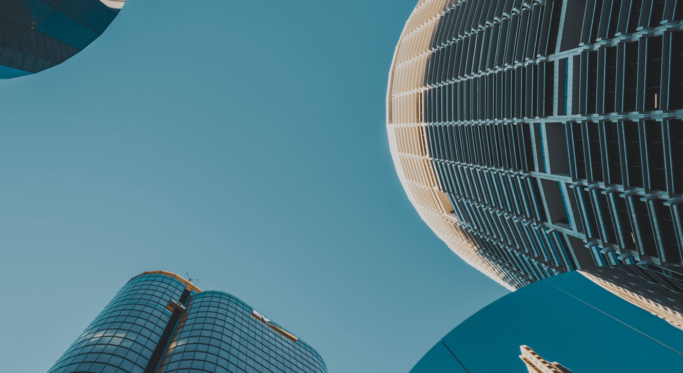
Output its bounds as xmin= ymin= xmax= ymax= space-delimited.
xmin=48 ymin=271 xmax=327 ymax=373
xmin=387 ymin=0 xmax=683 ymax=290
xmin=0 ymin=0 xmax=125 ymax=79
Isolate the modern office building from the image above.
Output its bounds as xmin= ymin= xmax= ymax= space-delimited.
xmin=409 ymin=266 xmax=683 ymax=372
xmin=518 ymin=346 xmax=571 ymax=373
xmin=0 ymin=0 xmax=125 ymax=79
xmin=387 ymin=0 xmax=683 ymax=290
xmin=47 ymin=271 xmax=327 ymax=373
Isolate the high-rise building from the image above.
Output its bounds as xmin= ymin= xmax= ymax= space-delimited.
xmin=409 ymin=266 xmax=683 ymax=372
xmin=47 ymin=271 xmax=327 ymax=373
xmin=0 ymin=0 xmax=125 ymax=79
xmin=387 ymin=0 xmax=683 ymax=290
xmin=519 ymin=346 xmax=571 ymax=373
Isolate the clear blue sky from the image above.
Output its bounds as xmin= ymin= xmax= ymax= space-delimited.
xmin=0 ymin=1 xmax=509 ymax=372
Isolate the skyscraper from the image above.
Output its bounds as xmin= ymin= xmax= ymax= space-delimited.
xmin=387 ymin=0 xmax=683 ymax=290
xmin=0 ymin=0 xmax=125 ymax=79
xmin=47 ymin=271 xmax=327 ymax=373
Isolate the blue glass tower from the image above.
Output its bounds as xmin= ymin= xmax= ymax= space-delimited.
xmin=47 ymin=271 xmax=327 ymax=373
xmin=0 ymin=0 xmax=124 ymax=79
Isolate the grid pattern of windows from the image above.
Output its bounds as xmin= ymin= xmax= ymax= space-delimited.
xmin=48 ymin=273 xmax=189 ymax=373
xmin=48 ymin=272 xmax=326 ymax=373
xmin=388 ymin=0 xmax=683 ymax=290
xmin=159 ymin=291 xmax=327 ymax=373
xmin=0 ymin=0 xmax=123 ymax=78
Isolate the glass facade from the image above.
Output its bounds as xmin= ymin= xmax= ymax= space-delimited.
xmin=0 ymin=0 xmax=125 ymax=79
xmin=387 ymin=0 xmax=683 ymax=290
xmin=410 ymin=266 xmax=683 ymax=372
xmin=48 ymin=271 xmax=327 ymax=373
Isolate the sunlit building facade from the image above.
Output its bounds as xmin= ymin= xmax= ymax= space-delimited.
xmin=519 ymin=345 xmax=572 ymax=373
xmin=388 ymin=0 xmax=683 ymax=290
xmin=47 ymin=271 xmax=327 ymax=373
xmin=0 ymin=0 xmax=125 ymax=79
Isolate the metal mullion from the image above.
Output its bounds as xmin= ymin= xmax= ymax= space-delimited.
xmin=616 ymin=121 xmax=629 ymax=185
xmin=458 ymin=0 xmax=476 ymax=37
xmin=570 ymin=182 xmax=594 ymax=238
xmin=452 ymin=197 xmax=470 ymax=226
xmin=662 ymin=120 xmax=675 ymax=194
xmin=663 ymin=198 xmax=683 ymax=263
xmin=638 ymin=120 xmax=650 ymax=191
xmin=484 ymin=207 xmax=503 ymax=241
xmin=517 ymin=174 xmax=534 ymax=219
xmin=513 ymin=217 xmax=533 ymax=255
xmin=515 ymin=9 xmax=531 ymax=63
xmin=506 ymin=173 xmax=524 ymax=215
xmin=549 ymin=229 xmax=575 ymax=271
xmin=484 ymin=171 xmax=499 ymax=207
xmin=661 ymin=32 xmax=671 ymax=110
xmin=471 ymin=0 xmax=487 ymax=32
xmin=486 ymin=0 xmax=501 ymax=25
xmin=496 ymin=211 xmax=514 ymax=246
xmin=495 ymin=19 xmax=510 ymax=68
xmin=535 ymin=1 xmax=553 ymax=57
xmin=538 ymin=226 xmax=562 ymax=268
xmin=662 ymin=0 xmax=678 ymax=23
xmin=636 ymin=38 xmax=647 ymax=111
xmin=531 ymin=259 xmax=548 ymax=279
xmin=598 ymin=121 xmax=611 ymax=183
xmin=479 ymin=28 xmax=492 ymax=73
xmin=491 ymin=171 xmax=506 ymax=210
xmin=602 ymin=187 xmax=628 ymax=249
xmin=523 ymin=220 xmax=546 ymax=261
xmin=640 ymin=194 xmax=668 ymax=262
xmin=435 ymin=162 xmax=453 ymax=193
xmin=475 ymin=168 xmax=491 ymax=205
xmin=487 ymin=24 xmax=501 ymax=70
xmin=504 ymin=214 xmax=523 ymax=249
xmin=615 ymin=0 xmax=633 ymax=36
xmin=621 ymin=190 xmax=646 ymax=256
xmin=587 ymin=185 xmax=611 ymax=243
xmin=498 ymin=171 xmax=515 ymax=213
xmin=472 ymin=203 xmax=493 ymax=237
xmin=524 ymin=176 xmax=544 ymax=221
xmin=581 ymin=122 xmax=594 ymax=181
xmin=597 ymin=0 xmax=616 ymax=40
xmin=525 ymin=5 xmax=542 ymax=61
xmin=638 ymin=0 xmax=655 ymax=29
xmin=504 ymin=14 xmax=520 ymax=67
xmin=457 ymin=165 xmax=475 ymax=199
xmin=581 ymin=0 xmax=598 ymax=46
xmin=468 ymin=167 xmax=484 ymax=203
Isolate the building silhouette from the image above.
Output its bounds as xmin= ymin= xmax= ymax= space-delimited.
xmin=387 ymin=0 xmax=683 ymax=290
xmin=47 ymin=271 xmax=327 ymax=373
xmin=0 ymin=0 xmax=125 ymax=79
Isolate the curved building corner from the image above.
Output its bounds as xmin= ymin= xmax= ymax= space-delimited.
xmin=47 ymin=270 xmax=327 ymax=373
xmin=387 ymin=0 xmax=683 ymax=290
xmin=0 ymin=0 xmax=126 ymax=79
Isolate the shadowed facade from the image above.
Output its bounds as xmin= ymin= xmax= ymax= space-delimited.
xmin=0 ymin=0 xmax=125 ymax=79
xmin=388 ymin=0 xmax=683 ymax=290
